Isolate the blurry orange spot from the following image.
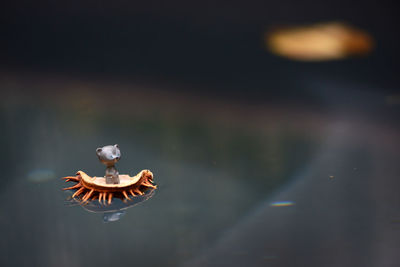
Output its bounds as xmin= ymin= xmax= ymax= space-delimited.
xmin=265 ymin=22 xmax=373 ymax=61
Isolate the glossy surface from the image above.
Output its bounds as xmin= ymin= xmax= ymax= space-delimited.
xmin=0 ymin=74 xmax=399 ymax=267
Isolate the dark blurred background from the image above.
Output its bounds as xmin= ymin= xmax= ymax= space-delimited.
xmin=1 ymin=0 xmax=400 ymax=93
xmin=1 ymin=1 xmax=400 ymax=267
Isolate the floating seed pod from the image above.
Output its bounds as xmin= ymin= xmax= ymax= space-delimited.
xmin=63 ymin=170 xmax=156 ymax=205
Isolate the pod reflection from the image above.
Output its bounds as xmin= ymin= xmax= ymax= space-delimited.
xmin=65 ymin=188 xmax=156 ymax=222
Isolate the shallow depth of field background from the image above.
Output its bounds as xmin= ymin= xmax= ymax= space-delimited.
xmin=0 ymin=1 xmax=399 ymax=267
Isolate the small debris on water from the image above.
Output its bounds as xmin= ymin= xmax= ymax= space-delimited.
xmin=329 ymin=175 xmax=335 ymax=179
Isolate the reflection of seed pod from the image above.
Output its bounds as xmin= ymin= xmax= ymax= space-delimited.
xmin=79 ymin=189 xmax=156 ymax=214
xmin=265 ymin=22 xmax=374 ymax=61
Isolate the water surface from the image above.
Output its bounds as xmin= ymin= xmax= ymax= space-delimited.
xmin=0 ymin=75 xmax=399 ymax=267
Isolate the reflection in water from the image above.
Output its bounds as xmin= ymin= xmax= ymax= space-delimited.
xmin=103 ymin=211 xmax=126 ymax=223
xmin=65 ymin=189 xmax=156 ymax=222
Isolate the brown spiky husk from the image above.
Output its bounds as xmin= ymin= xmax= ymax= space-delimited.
xmin=62 ymin=170 xmax=156 ymax=204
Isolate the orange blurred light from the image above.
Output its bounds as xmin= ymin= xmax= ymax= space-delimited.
xmin=265 ymin=22 xmax=374 ymax=61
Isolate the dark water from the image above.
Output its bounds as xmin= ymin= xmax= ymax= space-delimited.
xmin=0 ymin=74 xmax=399 ymax=267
